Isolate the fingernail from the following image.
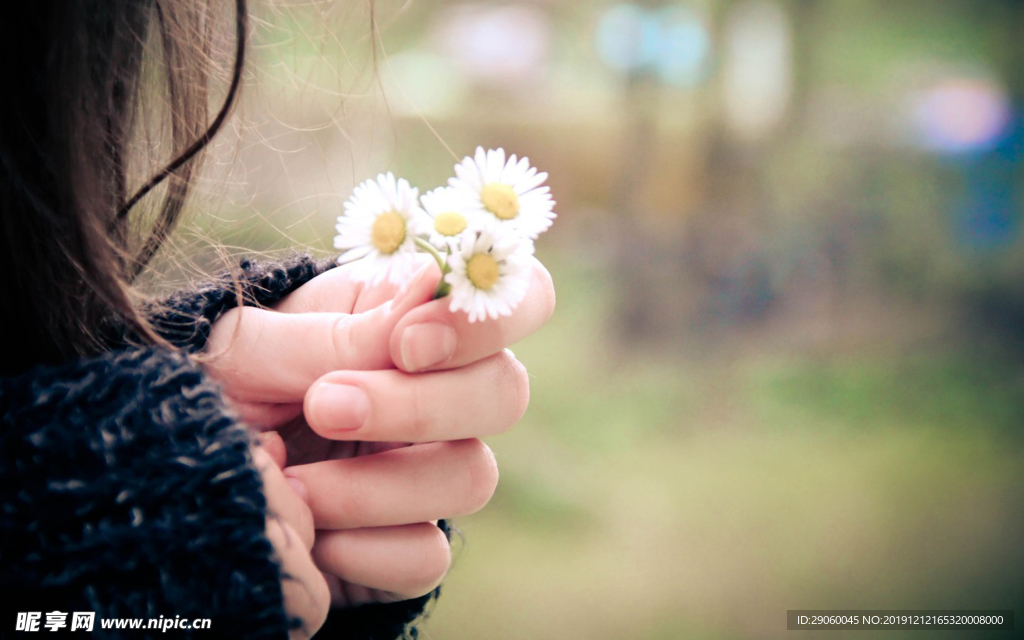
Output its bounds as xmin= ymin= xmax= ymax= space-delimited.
xmin=258 ymin=431 xmax=284 ymax=448
xmin=284 ymin=473 xmax=309 ymax=502
xmin=400 ymin=322 xmax=457 ymax=371
xmin=309 ymin=383 xmax=369 ymax=431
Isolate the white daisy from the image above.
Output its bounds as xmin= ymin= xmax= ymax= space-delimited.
xmin=335 ymin=173 xmax=426 ymax=285
xmin=449 ymin=147 xmax=556 ymax=239
xmin=445 ymin=224 xmax=532 ymax=323
xmin=419 ymin=187 xmax=486 ymax=251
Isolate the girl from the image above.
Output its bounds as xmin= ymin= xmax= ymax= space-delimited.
xmin=0 ymin=1 xmax=555 ymax=638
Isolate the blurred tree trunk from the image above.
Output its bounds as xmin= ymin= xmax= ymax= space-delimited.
xmin=609 ymin=70 xmax=666 ymax=347
xmin=965 ymin=0 xmax=1024 ymax=345
xmin=990 ymin=0 xmax=1024 ymax=103
xmin=606 ymin=0 xmax=671 ymax=348
xmin=610 ymin=0 xmax=825 ymax=350
xmin=782 ymin=0 xmax=818 ymax=135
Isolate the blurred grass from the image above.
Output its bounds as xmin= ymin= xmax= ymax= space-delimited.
xmin=422 ymin=251 xmax=1024 ymax=640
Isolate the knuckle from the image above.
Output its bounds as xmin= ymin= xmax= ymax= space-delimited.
xmin=497 ymin=353 xmax=530 ymax=431
xmin=403 ymin=524 xmax=452 ymax=596
xmin=334 ymin=465 xmax=367 ymax=527
xmin=461 ymin=439 xmax=499 ymax=513
xmin=330 ymin=315 xmax=356 ymax=366
xmin=294 ymin=501 xmax=316 ymax=550
xmin=205 ymin=307 xmax=244 ymax=363
xmin=407 ymin=375 xmax=432 ymax=441
xmin=534 ymin=261 xmax=556 ymax=325
xmin=305 ymin=461 xmax=364 ymax=529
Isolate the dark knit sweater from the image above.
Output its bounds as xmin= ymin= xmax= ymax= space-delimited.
xmin=1 ymin=255 xmax=444 ymax=638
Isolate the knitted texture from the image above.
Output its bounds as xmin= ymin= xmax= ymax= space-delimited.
xmin=3 ymin=256 xmax=448 ymax=639
xmin=0 ymin=349 xmax=289 ymax=638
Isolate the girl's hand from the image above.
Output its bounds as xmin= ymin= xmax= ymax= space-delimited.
xmin=253 ymin=436 xmax=330 ymax=639
xmin=205 ymin=256 xmax=555 ymax=606
xmin=205 ymin=256 xmax=554 ymax=430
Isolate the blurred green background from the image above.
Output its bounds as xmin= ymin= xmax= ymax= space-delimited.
xmin=167 ymin=0 xmax=1024 ymax=637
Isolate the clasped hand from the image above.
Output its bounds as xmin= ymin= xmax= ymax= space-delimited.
xmin=204 ymin=256 xmax=555 ymax=638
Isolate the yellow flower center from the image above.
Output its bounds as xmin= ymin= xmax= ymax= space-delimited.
xmin=466 ymin=253 xmax=500 ymax=290
xmin=371 ymin=212 xmax=406 ymax=254
xmin=434 ymin=212 xmax=467 ymax=237
xmin=481 ymin=183 xmax=519 ymax=220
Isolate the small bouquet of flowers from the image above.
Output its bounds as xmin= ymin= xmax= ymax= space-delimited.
xmin=334 ymin=148 xmax=555 ymax=322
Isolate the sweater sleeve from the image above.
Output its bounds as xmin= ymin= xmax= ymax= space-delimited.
xmin=0 ymin=348 xmax=289 ymax=638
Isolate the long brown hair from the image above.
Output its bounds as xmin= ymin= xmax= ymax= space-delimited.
xmin=0 ymin=0 xmax=247 ymax=376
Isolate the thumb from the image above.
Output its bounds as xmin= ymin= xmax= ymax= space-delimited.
xmin=205 ymin=262 xmax=440 ymax=404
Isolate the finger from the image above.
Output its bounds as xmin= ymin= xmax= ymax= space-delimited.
xmin=236 ymin=401 xmax=303 ymax=432
xmin=255 ymin=447 xmax=315 ymax=549
xmin=351 ymin=279 xmax=404 ymax=314
xmin=267 ymin=519 xmax=331 ymax=639
xmin=275 ymin=254 xmax=433 ymax=315
xmin=350 ymin=257 xmax=432 ymax=314
xmin=303 ymin=351 xmax=529 ymax=442
xmin=205 ymin=262 xmax=440 ymax=404
xmin=274 ymin=262 xmax=364 ymax=316
xmin=285 ymin=439 xmax=498 ymax=529
xmin=258 ymin=431 xmax=288 ymax=469
xmin=312 ymin=523 xmax=451 ymax=601
xmin=389 ymin=258 xmax=555 ymax=373
xmin=322 ymin=576 xmax=393 ymax=608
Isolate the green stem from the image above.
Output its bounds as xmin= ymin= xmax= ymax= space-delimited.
xmin=415 ymin=237 xmax=452 ymax=299
xmin=415 ymin=237 xmax=445 ymax=269
xmin=432 ymin=268 xmax=452 ymax=299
